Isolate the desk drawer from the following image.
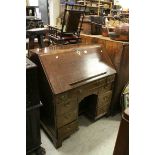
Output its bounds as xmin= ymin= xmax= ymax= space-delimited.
xmin=84 ymin=78 xmax=107 ymax=90
xmin=55 ymin=91 xmax=76 ymax=103
xmin=98 ymin=90 xmax=112 ymax=107
xmin=58 ymin=121 xmax=78 ymax=139
xmin=56 ymin=109 xmax=77 ymax=128
xmin=107 ymin=75 xmax=115 ymax=83
xmin=77 ymin=78 xmax=107 ymax=97
xmin=96 ymin=104 xmax=109 ymax=116
xmin=56 ymin=99 xmax=77 ymax=116
xmin=100 ymin=83 xmax=112 ymax=93
xmin=77 ymin=75 xmax=114 ymax=94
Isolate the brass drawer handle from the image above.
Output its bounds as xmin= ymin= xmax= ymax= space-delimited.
xmin=61 ymin=95 xmax=65 ymax=99
xmin=60 ymin=94 xmax=67 ymax=100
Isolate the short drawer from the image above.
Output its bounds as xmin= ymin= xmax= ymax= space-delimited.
xmin=107 ymin=75 xmax=115 ymax=83
xmin=55 ymin=91 xmax=76 ymax=103
xmin=56 ymin=109 xmax=78 ymax=128
xmin=56 ymin=99 xmax=77 ymax=116
xmin=96 ymin=104 xmax=109 ymax=116
xmin=100 ymin=83 xmax=112 ymax=93
xmin=87 ymin=78 xmax=107 ymax=89
xmin=98 ymin=90 xmax=112 ymax=107
xmin=58 ymin=121 xmax=78 ymax=139
xmin=77 ymin=78 xmax=107 ymax=97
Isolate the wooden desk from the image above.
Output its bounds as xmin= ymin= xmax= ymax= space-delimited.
xmin=81 ymin=34 xmax=129 ymax=114
xmin=29 ymin=44 xmax=116 ymax=148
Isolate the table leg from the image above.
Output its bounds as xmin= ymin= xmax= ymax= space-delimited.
xmin=28 ymin=36 xmax=35 ymax=49
xmin=38 ymin=34 xmax=45 ymax=48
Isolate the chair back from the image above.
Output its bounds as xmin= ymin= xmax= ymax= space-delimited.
xmin=61 ymin=4 xmax=86 ymax=36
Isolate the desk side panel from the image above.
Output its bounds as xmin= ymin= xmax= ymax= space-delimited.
xmin=29 ymin=53 xmax=57 ymax=135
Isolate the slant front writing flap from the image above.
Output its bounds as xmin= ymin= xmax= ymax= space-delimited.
xmin=39 ymin=46 xmax=116 ymax=94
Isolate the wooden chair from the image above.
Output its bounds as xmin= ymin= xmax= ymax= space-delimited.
xmin=48 ymin=3 xmax=86 ymax=45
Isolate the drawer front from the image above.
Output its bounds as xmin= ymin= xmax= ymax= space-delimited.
xmin=107 ymin=75 xmax=115 ymax=83
xmin=96 ymin=104 xmax=109 ymax=116
xmin=56 ymin=109 xmax=77 ymax=128
xmin=56 ymin=99 xmax=77 ymax=116
xmin=77 ymin=75 xmax=114 ymax=96
xmin=100 ymin=83 xmax=112 ymax=93
xmin=58 ymin=121 xmax=78 ymax=139
xmin=82 ymin=78 xmax=107 ymax=91
xmin=77 ymin=78 xmax=107 ymax=99
xmin=98 ymin=90 xmax=112 ymax=107
xmin=55 ymin=91 xmax=76 ymax=103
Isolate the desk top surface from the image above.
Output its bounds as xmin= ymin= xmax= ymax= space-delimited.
xmin=39 ymin=44 xmax=116 ymax=94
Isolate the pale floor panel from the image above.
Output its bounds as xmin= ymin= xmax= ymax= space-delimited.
xmin=41 ymin=114 xmax=121 ymax=155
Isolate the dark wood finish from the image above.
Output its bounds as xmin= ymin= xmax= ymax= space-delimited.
xmin=26 ymin=106 xmax=41 ymax=154
xmin=113 ymin=108 xmax=129 ymax=155
xmin=26 ymin=17 xmax=44 ymax=30
xmin=39 ymin=47 xmax=115 ymax=94
xmin=48 ymin=4 xmax=86 ymax=45
xmin=81 ymin=34 xmax=129 ymax=114
xmin=26 ymin=58 xmax=45 ymax=155
xmin=28 ymin=44 xmax=116 ymax=148
xmin=26 ymin=58 xmax=40 ymax=108
xmin=27 ymin=28 xmax=48 ymax=50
